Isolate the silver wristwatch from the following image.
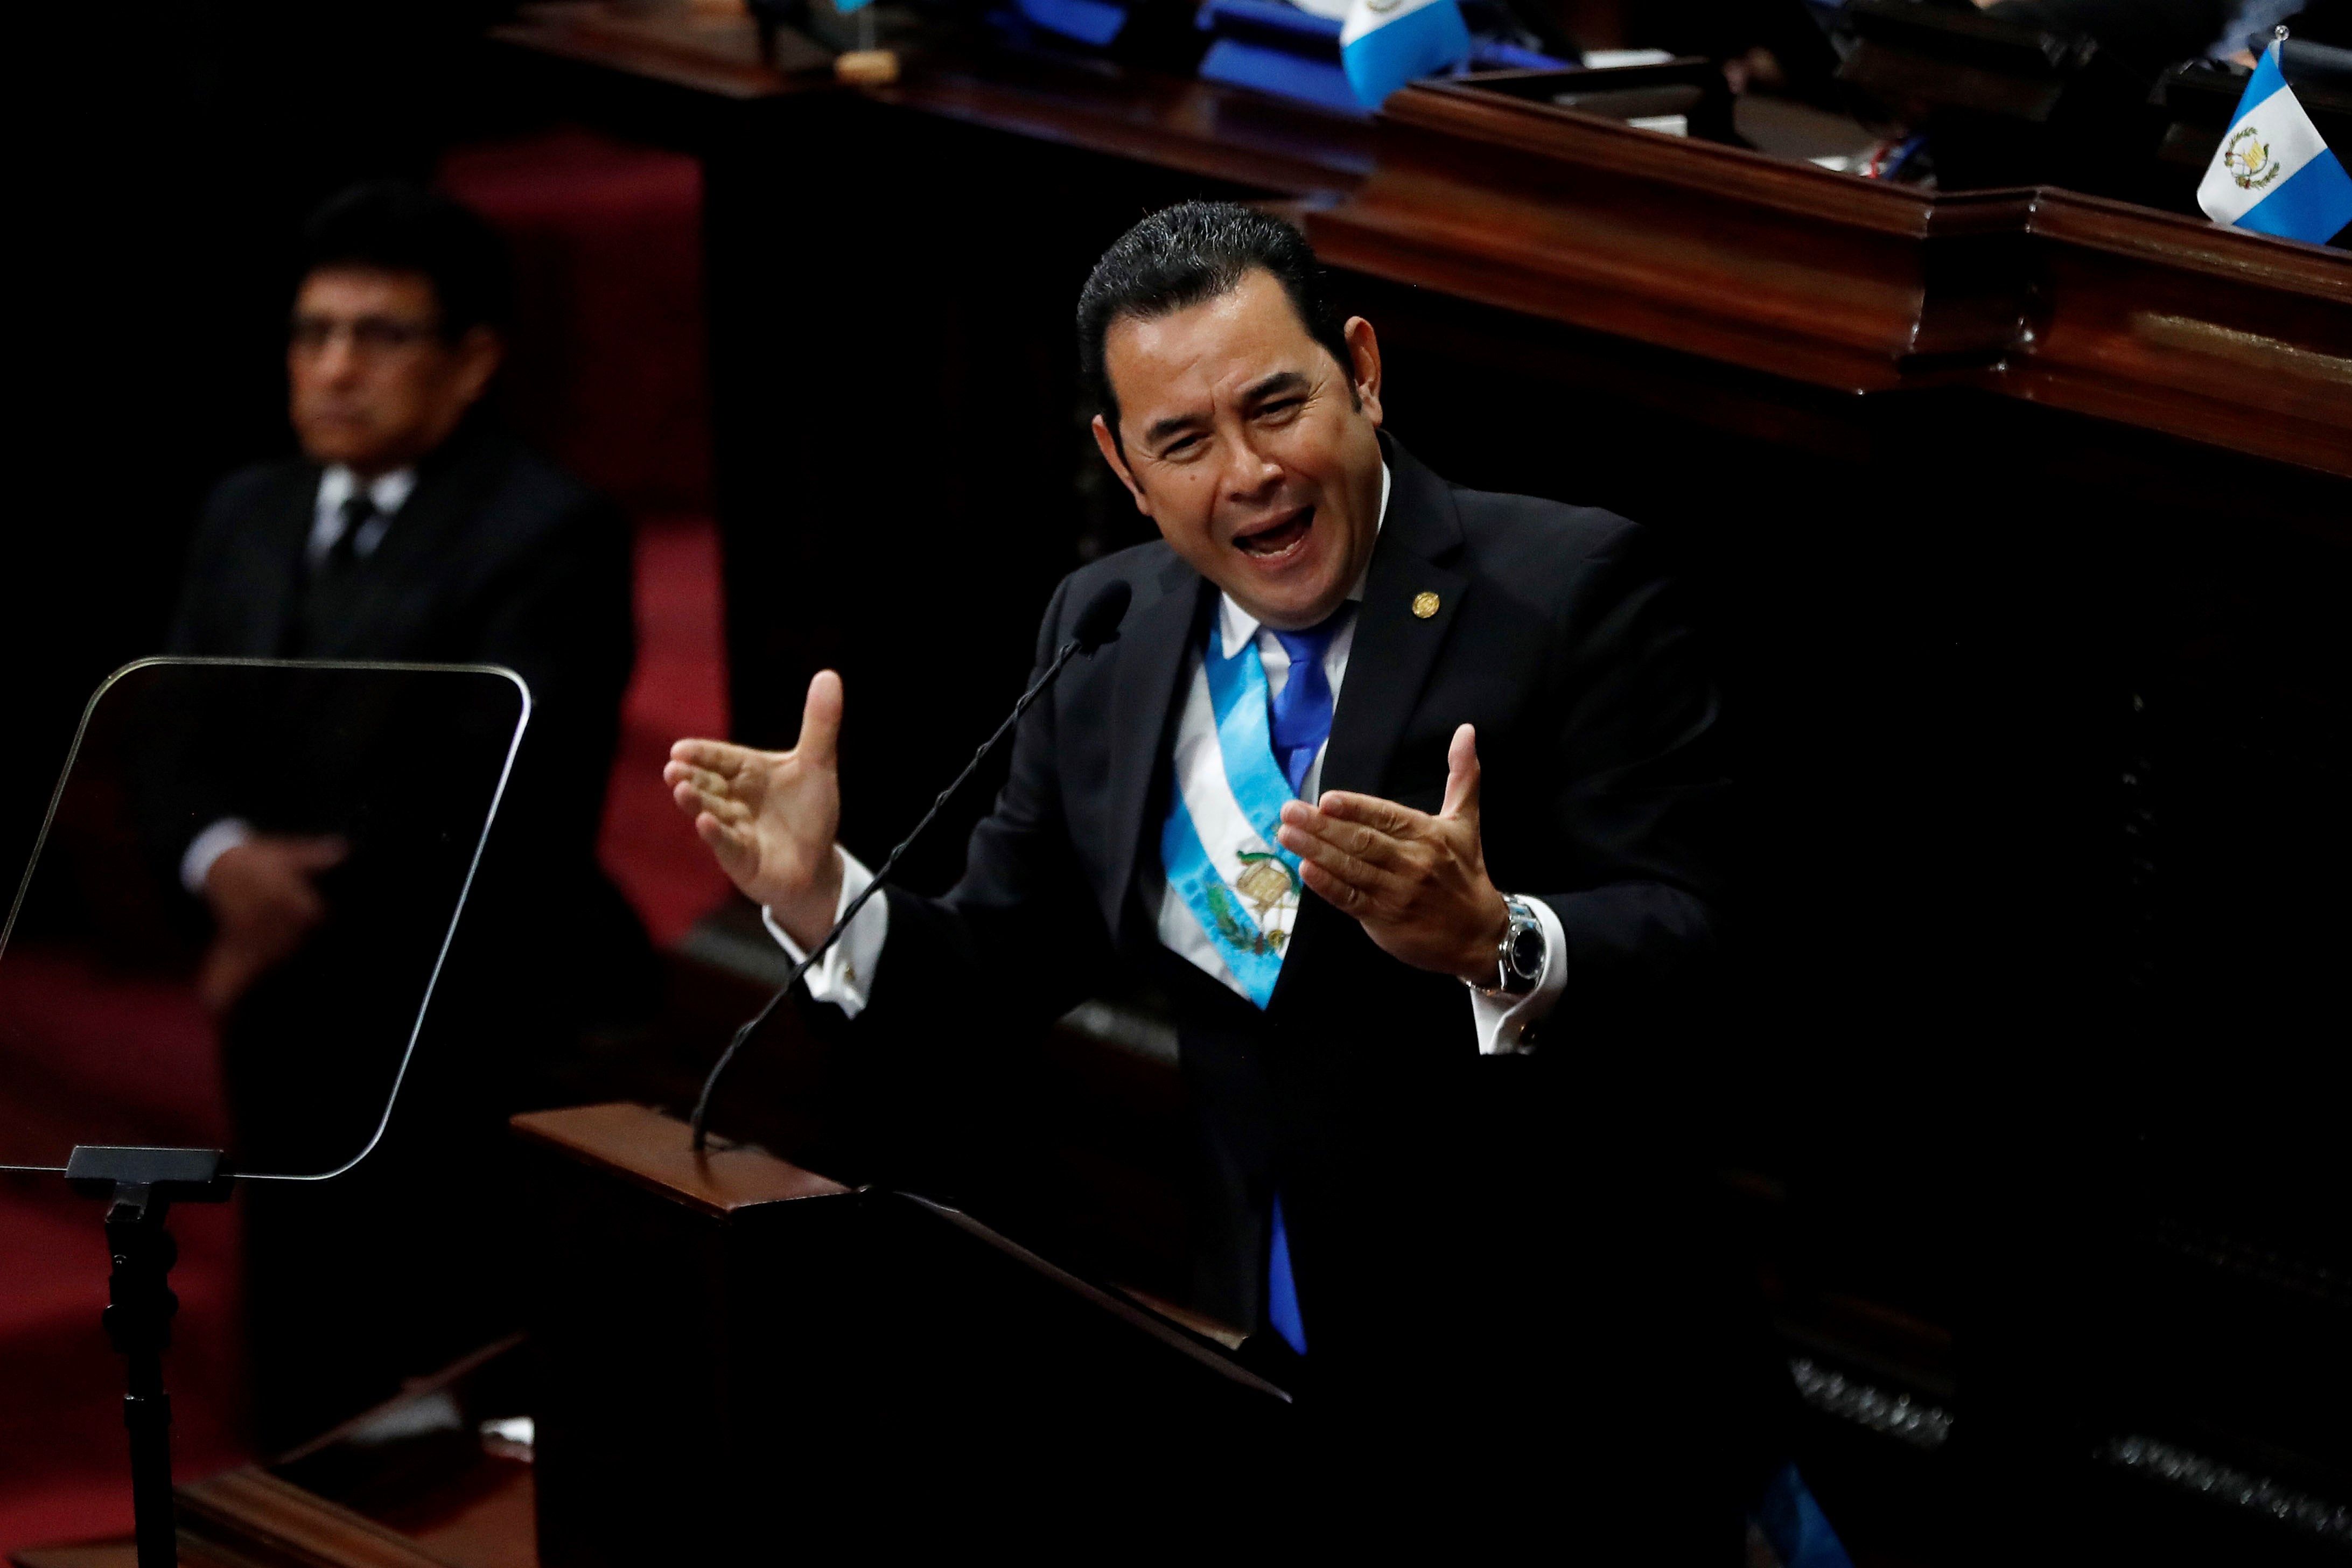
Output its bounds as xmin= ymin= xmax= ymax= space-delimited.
xmin=1486 ymin=894 xmax=1545 ymax=997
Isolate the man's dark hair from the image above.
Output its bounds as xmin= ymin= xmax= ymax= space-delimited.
xmin=1076 ymin=202 xmax=1354 ymax=447
xmin=297 ymin=181 xmax=514 ymax=339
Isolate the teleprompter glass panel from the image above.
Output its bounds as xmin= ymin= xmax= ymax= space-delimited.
xmin=0 ymin=660 xmax=527 ymax=1179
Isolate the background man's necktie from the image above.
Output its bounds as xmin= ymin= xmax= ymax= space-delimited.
xmin=288 ymin=495 xmax=380 ymax=656
xmin=319 ymin=494 xmax=377 ymax=580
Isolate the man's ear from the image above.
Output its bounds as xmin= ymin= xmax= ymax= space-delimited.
xmin=1090 ymin=414 xmax=1152 ymax=516
xmin=1344 ymin=316 xmax=1383 ymax=428
xmin=451 ymin=326 xmax=504 ymax=410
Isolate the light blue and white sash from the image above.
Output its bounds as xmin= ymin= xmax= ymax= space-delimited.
xmin=1159 ymin=627 xmax=1307 ymax=1009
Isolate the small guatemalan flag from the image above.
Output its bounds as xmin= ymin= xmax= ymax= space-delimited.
xmin=1339 ymin=0 xmax=1471 ymax=112
xmin=2196 ymin=39 xmax=2352 ymax=246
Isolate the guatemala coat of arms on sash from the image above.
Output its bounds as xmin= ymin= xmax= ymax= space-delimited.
xmin=1159 ymin=624 xmax=1308 ymax=1008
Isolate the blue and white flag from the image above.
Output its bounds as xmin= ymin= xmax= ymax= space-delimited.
xmin=1339 ymin=0 xmax=1470 ymax=113
xmin=2197 ymin=41 xmax=2352 ymax=245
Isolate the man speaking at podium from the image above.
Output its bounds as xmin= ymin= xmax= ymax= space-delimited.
xmin=669 ymin=204 xmax=1777 ymax=1546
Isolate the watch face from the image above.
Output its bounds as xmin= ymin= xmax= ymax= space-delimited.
xmin=1507 ymin=920 xmax=1544 ymax=979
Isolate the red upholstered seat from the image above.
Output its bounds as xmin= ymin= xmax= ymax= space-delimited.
xmin=441 ymin=127 xmax=733 ymax=950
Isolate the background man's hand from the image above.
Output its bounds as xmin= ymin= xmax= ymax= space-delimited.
xmin=197 ymin=834 xmax=348 ymax=1013
xmin=1275 ymin=723 xmax=1508 ymax=985
xmin=665 ymin=670 xmax=845 ymax=948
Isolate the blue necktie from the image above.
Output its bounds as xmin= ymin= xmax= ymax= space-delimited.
xmin=1262 ymin=609 xmax=1345 ymax=1356
xmin=1267 ymin=610 xmax=1346 ymax=796
xmin=1268 ymin=1192 xmax=1306 ymax=1356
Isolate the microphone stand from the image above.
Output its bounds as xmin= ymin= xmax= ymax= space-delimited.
xmin=688 ymin=631 xmax=1097 ymax=1150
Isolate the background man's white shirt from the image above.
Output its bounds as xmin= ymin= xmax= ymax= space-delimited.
xmin=309 ymin=465 xmax=416 ymax=568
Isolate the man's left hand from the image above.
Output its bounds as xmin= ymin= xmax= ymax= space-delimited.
xmin=1276 ymin=723 xmax=1508 ymax=985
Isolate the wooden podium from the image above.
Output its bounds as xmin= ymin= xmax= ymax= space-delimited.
xmin=513 ymin=1102 xmax=1290 ymax=1560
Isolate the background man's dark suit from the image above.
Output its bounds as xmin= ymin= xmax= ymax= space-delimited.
xmin=841 ymin=436 xmax=1782 ymax=1542
xmin=170 ymin=424 xmax=631 ymax=874
xmin=165 ymin=423 xmax=646 ymax=1444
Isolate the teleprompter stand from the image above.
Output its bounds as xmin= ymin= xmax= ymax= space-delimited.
xmin=63 ymin=1145 xmax=236 ymax=1568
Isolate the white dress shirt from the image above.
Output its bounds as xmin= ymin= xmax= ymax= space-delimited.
xmin=309 ymin=464 xmax=417 ymax=568
xmin=767 ymin=464 xmax=1567 ymax=1053
xmin=176 ymin=464 xmax=419 ymax=895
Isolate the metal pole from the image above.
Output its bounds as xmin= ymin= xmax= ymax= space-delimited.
xmin=103 ymin=1196 xmax=181 ymax=1568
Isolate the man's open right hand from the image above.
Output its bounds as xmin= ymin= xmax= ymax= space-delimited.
xmin=666 ymin=670 xmax=845 ymax=949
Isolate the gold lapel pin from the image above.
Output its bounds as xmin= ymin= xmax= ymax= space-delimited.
xmin=1411 ymin=591 xmax=1441 ymax=620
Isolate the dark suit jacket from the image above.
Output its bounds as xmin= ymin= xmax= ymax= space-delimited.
xmin=844 ymin=437 xmax=1772 ymax=1529
xmin=167 ymin=425 xmax=634 ymax=882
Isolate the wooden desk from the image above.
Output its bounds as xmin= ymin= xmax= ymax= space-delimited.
xmin=512 ymin=1102 xmax=1286 ymax=1563
xmin=1327 ymin=76 xmax=2351 ymax=476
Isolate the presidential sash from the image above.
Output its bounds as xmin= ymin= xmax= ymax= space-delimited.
xmin=1159 ymin=626 xmax=1306 ymax=1008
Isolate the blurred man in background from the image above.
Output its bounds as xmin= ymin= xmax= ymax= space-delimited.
xmin=165 ymin=180 xmax=649 ymax=1447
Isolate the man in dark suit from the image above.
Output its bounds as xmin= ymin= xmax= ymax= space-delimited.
xmin=166 ymin=181 xmax=645 ymax=1445
xmin=168 ymin=181 xmax=636 ymax=1016
xmin=669 ymin=204 xmax=1779 ymax=1549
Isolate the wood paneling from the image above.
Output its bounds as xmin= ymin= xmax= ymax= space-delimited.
xmin=1318 ymin=79 xmax=2351 ymax=478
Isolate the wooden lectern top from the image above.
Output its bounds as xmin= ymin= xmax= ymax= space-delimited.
xmin=508 ymin=1101 xmax=845 ymax=1218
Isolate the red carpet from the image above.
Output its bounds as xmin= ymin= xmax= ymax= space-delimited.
xmin=1 ymin=127 xmax=727 ymax=1552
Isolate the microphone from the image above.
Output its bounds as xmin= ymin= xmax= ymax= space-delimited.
xmin=1071 ymin=579 xmax=1131 ymax=652
xmin=689 ymin=579 xmax=1131 ymax=1149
